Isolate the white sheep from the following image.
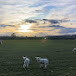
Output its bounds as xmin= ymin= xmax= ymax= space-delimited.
xmin=22 ymin=56 xmax=30 ymax=68
xmin=72 ymin=48 xmax=76 ymax=53
xmin=35 ymin=57 xmax=49 ymax=69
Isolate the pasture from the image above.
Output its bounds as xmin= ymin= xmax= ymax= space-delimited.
xmin=0 ymin=40 xmax=76 ymax=76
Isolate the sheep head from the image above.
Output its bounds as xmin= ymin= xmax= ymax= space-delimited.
xmin=35 ymin=57 xmax=41 ymax=61
xmin=22 ymin=56 xmax=27 ymax=60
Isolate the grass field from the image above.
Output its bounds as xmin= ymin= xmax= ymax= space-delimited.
xmin=0 ymin=40 xmax=76 ymax=76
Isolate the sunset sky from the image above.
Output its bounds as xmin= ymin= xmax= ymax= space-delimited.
xmin=0 ymin=0 xmax=76 ymax=37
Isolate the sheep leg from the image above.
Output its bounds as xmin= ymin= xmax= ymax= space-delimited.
xmin=44 ymin=64 xmax=47 ymax=69
xmin=26 ymin=63 xmax=29 ymax=68
xmin=23 ymin=64 xmax=26 ymax=68
xmin=40 ymin=64 xmax=43 ymax=68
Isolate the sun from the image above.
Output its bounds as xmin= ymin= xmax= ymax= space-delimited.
xmin=18 ymin=24 xmax=32 ymax=32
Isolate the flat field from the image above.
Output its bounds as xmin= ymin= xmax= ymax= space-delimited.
xmin=0 ymin=40 xmax=76 ymax=76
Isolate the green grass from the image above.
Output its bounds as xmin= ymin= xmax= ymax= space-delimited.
xmin=0 ymin=40 xmax=76 ymax=76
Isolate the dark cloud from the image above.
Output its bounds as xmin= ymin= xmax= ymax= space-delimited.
xmin=50 ymin=25 xmax=76 ymax=34
xmin=37 ymin=25 xmax=65 ymax=28
xmin=43 ymin=19 xmax=69 ymax=24
xmin=47 ymin=25 xmax=76 ymax=34
xmin=48 ymin=25 xmax=65 ymax=28
xmin=25 ymin=19 xmax=60 ymax=24
xmin=0 ymin=24 xmax=15 ymax=28
xmin=49 ymin=20 xmax=60 ymax=24
xmin=48 ymin=25 xmax=76 ymax=34
xmin=24 ymin=19 xmax=76 ymax=34
xmin=59 ymin=28 xmax=76 ymax=34
xmin=24 ymin=19 xmax=69 ymax=24
xmin=31 ymin=24 xmax=76 ymax=34
xmin=25 ymin=19 xmax=37 ymax=23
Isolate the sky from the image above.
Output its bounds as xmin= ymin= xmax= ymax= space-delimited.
xmin=0 ymin=0 xmax=76 ymax=37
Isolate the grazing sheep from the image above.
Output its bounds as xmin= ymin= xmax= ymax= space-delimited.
xmin=72 ymin=48 xmax=76 ymax=53
xmin=22 ymin=56 xmax=30 ymax=68
xmin=35 ymin=57 xmax=49 ymax=69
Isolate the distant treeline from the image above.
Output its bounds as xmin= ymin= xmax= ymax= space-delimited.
xmin=0 ymin=36 xmax=41 ymax=40
xmin=0 ymin=35 xmax=76 ymax=40
xmin=48 ymin=35 xmax=76 ymax=40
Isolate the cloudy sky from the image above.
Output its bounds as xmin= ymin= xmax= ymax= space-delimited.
xmin=0 ymin=0 xmax=76 ymax=36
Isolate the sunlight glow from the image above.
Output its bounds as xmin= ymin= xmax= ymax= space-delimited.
xmin=18 ymin=24 xmax=32 ymax=32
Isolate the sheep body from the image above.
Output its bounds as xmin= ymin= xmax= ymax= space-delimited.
xmin=35 ymin=57 xmax=49 ymax=69
xmin=22 ymin=56 xmax=30 ymax=68
xmin=38 ymin=58 xmax=49 ymax=64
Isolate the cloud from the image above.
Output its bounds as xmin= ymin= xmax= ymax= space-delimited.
xmin=25 ymin=19 xmax=37 ymax=23
xmin=0 ymin=24 xmax=15 ymax=28
xmin=29 ymin=20 xmax=76 ymax=35
xmin=47 ymin=25 xmax=76 ymax=34
xmin=34 ymin=25 xmax=64 ymax=28
xmin=48 ymin=25 xmax=76 ymax=34
xmin=59 ymin=28 xmax=76 ymax=34
xmin=24 ymin=18 xmax=70 ymax=25
xmin=0 ymin=0 xmax=76 ymax=24
xmin=35 ymin=10 xmax=49 ymax=13
xmin=43 ymin=19 xmax=70 ymax=24
xmin=0 ymin=0 xmax=41 ymax=24
xmin=48 ymin=25 xmax=65 ymax=28
xmin=0 ymin=0 xmax=76 ymax=36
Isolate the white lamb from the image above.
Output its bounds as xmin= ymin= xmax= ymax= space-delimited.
xmin=35 ymin=57 xmax=49 ymax=69
xmin=72 ymin=48 xmax=76 ymax=53
xmin=22 ymin=56 xmax=30 ymax=68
